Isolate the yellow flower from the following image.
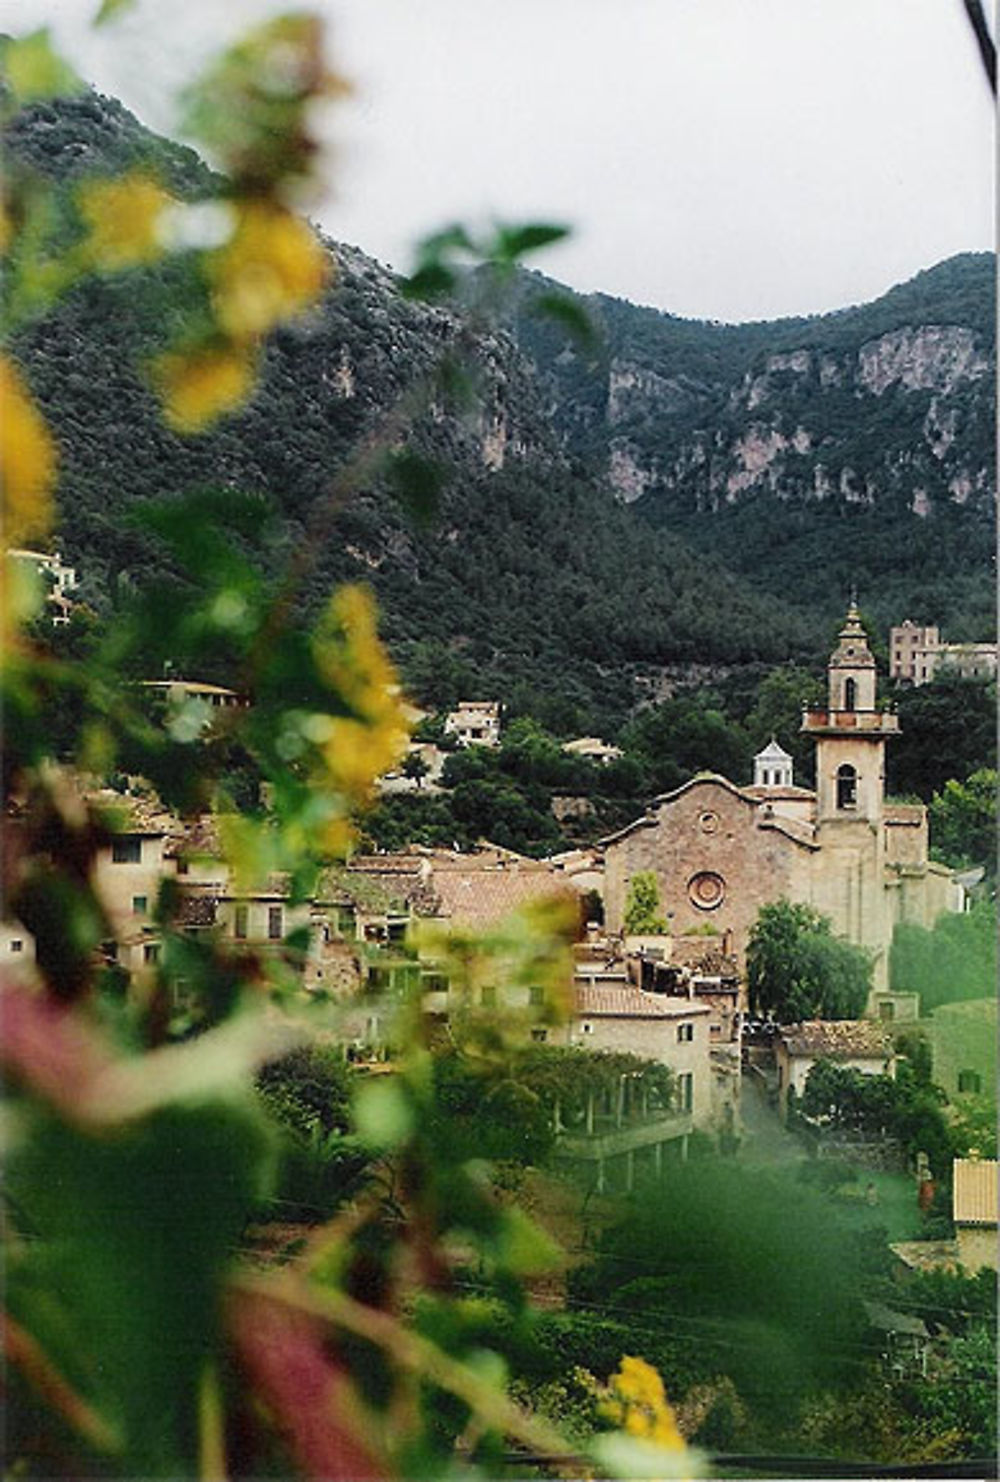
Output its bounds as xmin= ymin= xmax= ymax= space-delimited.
xmin=603 ymin=1356 xmax=687 ymax=1452
xmin=310 ymin=585 xmax=408 ymax=824
xmin=0 ymin=355 xmax=56 ymax=547
xmin=77 ymin=173 xmax=171 ymax=269
xmin=320 ymin=814 xmax=356 ymax=859
xmin=207 ymin=202 xmax=328 ymax=338
xmin=151 ymin=342 xmax=257 ymax=433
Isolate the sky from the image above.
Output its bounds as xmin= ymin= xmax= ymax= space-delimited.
xmin=1 ymin=0 xmax=994 ymax=322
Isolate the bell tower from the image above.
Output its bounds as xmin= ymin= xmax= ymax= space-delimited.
xmin=801 ymin=604 xmax=899 ymax=992
xmin=802 ymin=604 xmax=898 ymax=825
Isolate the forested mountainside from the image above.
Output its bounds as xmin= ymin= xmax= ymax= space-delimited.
xmin=5 ymin=89 xmax=994 ymax=733
xmin=507 ymin=254 xmax=996 ymax=639
xmin=4 ymin=90 xmax=822 ymax=729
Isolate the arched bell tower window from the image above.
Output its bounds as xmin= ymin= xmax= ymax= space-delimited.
xmin=844 ymin=677 xmax=857 ymax=712
xmin=836 ymin=764 xmax=857 ymax=810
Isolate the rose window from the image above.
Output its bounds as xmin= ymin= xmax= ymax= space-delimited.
xmin=688 ymin=871 xmax=725 ymax=910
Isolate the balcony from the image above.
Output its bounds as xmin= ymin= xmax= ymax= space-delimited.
xmin=557 ymin=1109 xmax=693 ymax=1161
xmin=801 ymin=709 xmax=899 ymax=735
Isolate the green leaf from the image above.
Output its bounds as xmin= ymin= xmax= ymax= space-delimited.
xmin=492 ymin=1205 xmax=562 ymax=1277
xmin=532 ymin=291 xmax=598 ymax=349
xmin=0 ymin=31 xmax=84 ymax=104
xmin=353 ymin=1077 xmax=413 ymax=1150
xmin=5 ymin=1099 xmax=274 ymax=1476
xmin=401 ymin=262 xmax=457 ymax=301
xmin=416 ymin=224 xmax=477 ymax=262
xmin=93 ymin=0 xmax=138 ymax=24
xmin=591 ymin=1434 xmax=699 ymax=1479
xmin=493 ymin=222 xmax=570 ymax=261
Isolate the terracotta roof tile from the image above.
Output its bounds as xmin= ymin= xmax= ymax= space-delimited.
xmin=431 ymin=865 xmax=573 ymax=929
xmin=574 ymin=984 xmax=709 ymax=1019
xmin=87 ymin=788 xmax=182 ymax=838
xmin=952 ymin=1159 xmax=998 ymax=1226
xmin=347 ymin=854 xmax=426 ymax=875
xmin=779 ymin=1020 xmax=893 ymax=1060
xmin=744 ymin=784 xmax=816 ymax=801
xmin=165 ymin=815 xmax=222 ymax=859
xmin=889 ymin=1240 xmax=961 ymax=1274
xmin=669 ymin=940 xmax=740 ymax=978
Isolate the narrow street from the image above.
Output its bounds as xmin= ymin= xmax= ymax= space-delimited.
xmin=738 ymin=1070 xmax=804 ymax=1167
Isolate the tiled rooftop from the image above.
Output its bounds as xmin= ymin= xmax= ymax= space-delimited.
xmin=952 ymin=1159 xmax=998 ymax=1226
xmin=779 ymin=1020 xmax=893 ymax=1060
xmin=744 ymin=784 xmax=816 ymax=801
xmin=669 ymin=940 xmax=740 ymax=978
xmin=574 ymin=984 xmax=709 ymax=1019
xmin=87 ymin=788 xmax=182 ymax=838
xmin=432 ymin=866 xmax=573 ymax=929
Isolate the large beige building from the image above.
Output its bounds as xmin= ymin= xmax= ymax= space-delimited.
xmin=603 ymin=608 xmax=960 ymax=994
xmin=889 ymin=620 xmax=997 ymax=686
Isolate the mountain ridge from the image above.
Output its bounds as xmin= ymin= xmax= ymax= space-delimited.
xmin=4 ymin=87 xmax=995 ymax=733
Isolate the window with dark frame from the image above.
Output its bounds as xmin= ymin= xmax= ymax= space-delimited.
xmin=836 ymin=764 xmax=857 ymax=810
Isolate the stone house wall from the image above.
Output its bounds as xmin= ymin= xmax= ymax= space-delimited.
xmin=562 ymin=1004 xmax=712 ymax=1128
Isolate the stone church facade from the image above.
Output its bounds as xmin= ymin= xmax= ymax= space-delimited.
xmin=603 ymin=608 xmax=959 ymax=993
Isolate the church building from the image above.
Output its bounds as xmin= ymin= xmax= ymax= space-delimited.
xmin=602 ymin=607 xmax=960 ymax=993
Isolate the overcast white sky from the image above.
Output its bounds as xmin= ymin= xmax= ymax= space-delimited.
xmin=1 ymin=0 xmax=994 ymax=322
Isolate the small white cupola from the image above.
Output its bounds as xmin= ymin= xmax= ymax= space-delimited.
xmin=754 ymin=738 xmax=794 ymax=789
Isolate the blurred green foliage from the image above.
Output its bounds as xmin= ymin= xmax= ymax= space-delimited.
xmin=890 ymin=897 xmax=997 ymax=1012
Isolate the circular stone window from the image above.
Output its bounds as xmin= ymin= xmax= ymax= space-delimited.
xmin=698 ymin=810 xmax=720 ymax=834
xmin=689 ymin=871 xmax=725 ymax=910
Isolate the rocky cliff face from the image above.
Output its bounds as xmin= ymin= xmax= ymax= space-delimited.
xmin=602 ymin=313 xmax=994 ymax=521
xmin=511 ymin=254 xmax=995 ymax=526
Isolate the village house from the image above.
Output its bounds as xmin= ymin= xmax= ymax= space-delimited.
xmin=571 ymin=932 xmax=737 ymax=1137
xmin=602 ymin=607 xmax=961 ymax=995
xmin=563 ymin=979 xmax=711 ymax=1125
xmin=139 ymin=679 xmax=248 ymax=723
xmin=889 ymin=620 xmax=998 ymax=685
xmin=865 ymin=989 xmax=920 ymax=1024
xmin=773 ymin=1019 xmax=895 ymax=1120
xmin=951 ymin=1158 xmax=998 ymax=1273
xmin=8 ymin=547 xmax=78 ymax=625
xmin=553 ymin=979 xmax=704 ymax=1191
xmin=443 ymin=700 xmax=502 ymax=748
xmin=562 ymin=736 xmax=624 ymax=764
xmin=87 ymin=790 xmax=183 ymax=977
